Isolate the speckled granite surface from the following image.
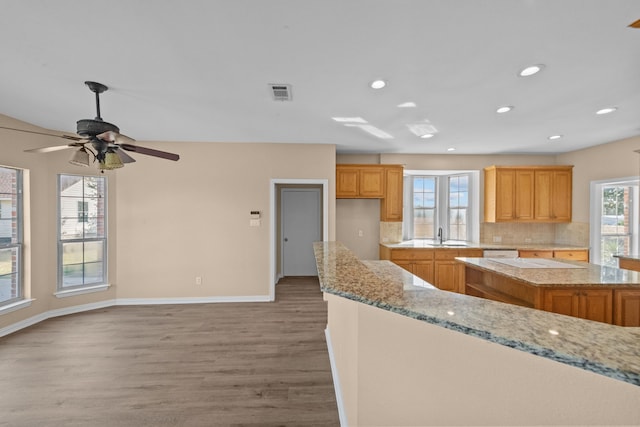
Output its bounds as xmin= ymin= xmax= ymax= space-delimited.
xmin=314 ymin=241 xmax=640 ymax=387
xmin=458 ymin=257 xmax=640 ymax=288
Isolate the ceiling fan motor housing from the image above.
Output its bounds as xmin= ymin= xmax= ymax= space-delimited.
xmin=76 ymin=119 xmax=119 ymax=137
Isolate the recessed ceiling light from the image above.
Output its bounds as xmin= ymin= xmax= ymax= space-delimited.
xmin=519 ymin=64 xmax=545 ymax=77
xmin=548 ymin=135 xmax=563 ymax=140
xmin=397 ymin=101 xmax=417 ymax=108
xmin=370 ymin=79 xmax=387 ymax=89
xmin=420 ymin=133 xmax=435 ymax=139
xmin=447 ymin=147 xmax=456 ymax=152
xmin=496 ymin=106 xmax=514 ymax=114
xmin=596 ymin=107 xmax=617 ymax=115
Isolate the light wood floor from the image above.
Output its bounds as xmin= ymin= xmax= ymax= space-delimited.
xmin=0 ymin=277 xmax=340 ymax=427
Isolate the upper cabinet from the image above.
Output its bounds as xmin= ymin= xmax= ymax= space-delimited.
xmin=336 ymin=165 xmax=384 ymax=198
xmin=484 ymin=165 xmax=573 ymax=223
xmin=336 ymin=164 xmax=404 ymax=221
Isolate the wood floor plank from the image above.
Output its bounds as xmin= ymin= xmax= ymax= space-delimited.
xmin=0 ymin=277 xmax=339 ymax=427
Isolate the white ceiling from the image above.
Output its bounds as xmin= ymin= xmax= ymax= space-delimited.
xmin=1 ymin=0 xmax=639 ymax=155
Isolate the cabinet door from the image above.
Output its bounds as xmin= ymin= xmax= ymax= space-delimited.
xmin=495 ymin=169 xmax=516 ymax=221
xmin=413 ymin=261 xmax=434 ymax=283
xmin=336 ymin=167 xmax=359 ymax=198
xmin=381 ymin=166 xmax=403 ymax=221
xmin=434 ymin=260 xmax=457 ymax=292
xmin=580 ymin=290 xmax=613 ymax=324
xmin=614 ymin=290 xmax=640 ymax=327
xmin=551 ymin=169 xmax=572 ymax=222
xmin=519 ymin=250 xmax=553 ymax=259
xmin=393 ymin=260 xmax=413 ymax=274
xmin=359 ymin=167 xmax=385 ymax=197
xmin=553 ymin=250 xmax=588 ymax=262
xmin=514 ymin=170 xmax=535 ymax=221
xmin=534 ymin=169 xmax=572 ymax=222
xmin=543 ymin=289 xmax=579 ymax=317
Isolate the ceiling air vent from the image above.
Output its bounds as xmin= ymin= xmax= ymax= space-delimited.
xmin=269 ymin=84 xmax=292 ymax=101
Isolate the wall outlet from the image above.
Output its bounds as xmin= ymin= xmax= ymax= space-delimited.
xmin=525 ymin=238 xmax=532 ymax=243
xmin=195 ymin=276 xmax=202 ymax=285
xmin=493 ymin=236 xmax=502 ymax=243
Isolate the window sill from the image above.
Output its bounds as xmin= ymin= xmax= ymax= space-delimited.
xmin=55 ymin=284 xmax=111 ymax=298
xmin=0 ymin=298 xmax=35 ymax=315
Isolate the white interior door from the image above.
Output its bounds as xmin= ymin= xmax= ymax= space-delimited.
xmin=281 ymin=188 xmax=321 ymax=276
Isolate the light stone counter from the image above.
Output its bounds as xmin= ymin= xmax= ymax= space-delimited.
xmin=380 ymin=240 xmax=589 ymax=251
xmin=314 ymin=241 xmax=640 ymax=387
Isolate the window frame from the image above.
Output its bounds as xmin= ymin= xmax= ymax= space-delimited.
xmin=0 ymin=166 xmax=23 ymax=307
xmin=403 ymin=170 xmax=479 ymax=242
xmin=57 ymin=174 xmax=108 ymax=291
xmin=590 ymin=177 xmax=639 ymax=266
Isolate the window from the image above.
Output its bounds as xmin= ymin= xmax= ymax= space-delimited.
xmin=0 ymin=166 xmax=23 ymax=306
xmin=590 ymin=178 xmax=639 ymax=266
xmin=404 ymin=171 xmax=478 ymax=242
xmin=58 ymin=175 xmax=107 ymax=288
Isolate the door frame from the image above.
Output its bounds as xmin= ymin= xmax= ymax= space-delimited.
xmin=270 ymin=179 xmax=329 ymax=301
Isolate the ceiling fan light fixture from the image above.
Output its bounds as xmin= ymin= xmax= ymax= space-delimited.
xmin=69 ymin=147 xmax=91 ymax=167
xmin=99 ymin=150 xmax=124 ymax=170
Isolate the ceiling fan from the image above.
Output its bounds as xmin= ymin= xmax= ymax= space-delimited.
xmin=0 ymin=81 xmax=179 ymax=172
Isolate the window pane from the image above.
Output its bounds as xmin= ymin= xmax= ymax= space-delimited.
xmin=414 ymin=209 xmax=434 ymax=239
xmin=0 ymin=247 xmax=19 ymax=303
xmin=59 ymin=175 xmax=107 ymax=288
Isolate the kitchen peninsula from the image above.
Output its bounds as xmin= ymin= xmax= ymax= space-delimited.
xmin=315 ymin=242 xmax=640 ymax=426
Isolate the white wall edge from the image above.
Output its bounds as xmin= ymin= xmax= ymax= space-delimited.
xmin=0 ymin=295 xmax=272 ymax=337
xmin=325 ymin=327 xmax=347 ymax=427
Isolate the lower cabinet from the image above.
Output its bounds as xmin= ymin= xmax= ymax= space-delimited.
xmin=393 ymin=259 xmax=434 ymax=283
xmin=614 ymin=289 xmax=640 ymax=327
xmin=543 ymin=289 xmax=613 ymax=324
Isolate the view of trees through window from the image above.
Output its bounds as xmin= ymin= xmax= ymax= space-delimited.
xmin=600 ymin=185 xmax=634 ymax=266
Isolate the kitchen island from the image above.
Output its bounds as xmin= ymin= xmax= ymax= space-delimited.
xmin=458 ymin=257 xmax=640 ymax=326
xmin=315 ymin=242 xmax=640 ymax=426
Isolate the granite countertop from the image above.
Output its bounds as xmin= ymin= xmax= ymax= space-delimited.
xmin=457 ymin=257 xmax=640 ymax=288
xmin=381 ymin=240 xmax=589 ymax=251
xmin=314 ymin=241 xmax=640 ymax=387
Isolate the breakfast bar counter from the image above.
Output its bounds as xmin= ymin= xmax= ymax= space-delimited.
xmin=315 ymin=242 xmax=640 ymax=426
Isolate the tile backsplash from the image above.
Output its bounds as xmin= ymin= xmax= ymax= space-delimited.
xmin=380 ymin=221 xmax=590 ymax=247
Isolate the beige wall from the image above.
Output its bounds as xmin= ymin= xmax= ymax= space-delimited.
xmin=115 ymin=141 xmax=336 ymax=299
xmin=327 ymin=293 xmax=640 ymax=426
xmin=0 ymin=114 xmax=118 ymax=331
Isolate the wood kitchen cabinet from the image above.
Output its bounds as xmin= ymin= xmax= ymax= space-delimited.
xmin=336 ymin=165 xmax=384 ymax=198
xmin=519 ymin=249 xmax=589 ymax=262
xmin=614 ymin=289 xmax=640 ymax=327
xmin=543 ymin=288 xmax=613 ymax=324
xmin=434 ymin=248 xmax=483 ymax=293
xmin=379 ymin=247 xmax=434 ymax=283
xmin=380 ymin=165 xmax=404 ymax=221
xmin=484 ymin=165 xmax=573 ymax=223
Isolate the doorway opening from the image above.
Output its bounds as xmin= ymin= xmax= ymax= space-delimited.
xmin=270 ymin=179 xmax=329 ymax=301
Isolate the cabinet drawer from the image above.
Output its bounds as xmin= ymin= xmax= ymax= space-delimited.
xmin=519 ymin=250 xmax=553 ymax=258
xmin=390 ymin=249 xmax=434 ymax=261
xmin=435 ymin=249 xmax=460 ymax=260
xmin=553 ymin=250 xmax=588 ymax=261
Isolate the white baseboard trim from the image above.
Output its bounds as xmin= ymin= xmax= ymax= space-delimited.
xmin=0 ymin=295 xmax=272 ymax=338
xmin=0 ymin=299 xmax=116 ymax=338
xmin=325 ymin=327 xmax=347 ymax=427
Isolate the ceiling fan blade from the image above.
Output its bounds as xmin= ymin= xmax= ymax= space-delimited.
xmin=97 ymin=130 xmax=136 ymax=144
xmin=629 ymin=18 xmax=640 ymax=28
xmin=24 ymin=143 xmax=83 ymax=153
xmin=114 ymin=147 xmax=136 ymax=164
xmin=120 ymin=143 xmax=180 ymax=161
xmin=0 ymin=125 xmax=84 ymax=141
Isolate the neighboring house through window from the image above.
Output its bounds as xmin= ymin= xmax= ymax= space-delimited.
xmin=58 ymin=174 xmax=107 ymax=288
xmin=0 ymin=166 xmax=23 ymax=306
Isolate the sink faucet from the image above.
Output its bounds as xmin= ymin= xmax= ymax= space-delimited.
xmin=437 ymin=227 xmax=443 ymax=244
